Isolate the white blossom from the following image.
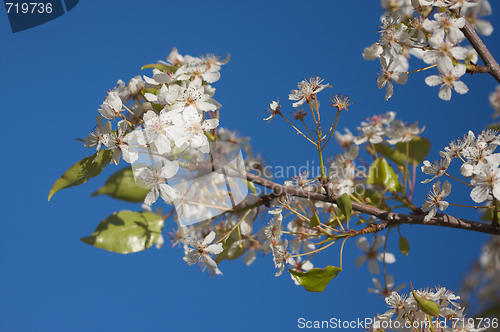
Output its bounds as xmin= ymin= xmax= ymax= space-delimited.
xmin=470 ymin=154 xmax=500 ymax=203
xmin=183 ymin=231 xmax=224 ymax=276
xmin=421 ymin=180 xmax=452 ymax=221
xmin=289 ymin=77 xmax=330 ymax=107
xmin=134 ymin=160 xmax=180 ymax=206
xmin=377 ymin=56 xmax=408 ymax=101
xmin=355 ymin=236 xmax=395 ymax=275
xmin=425 ymin=64 xmax=469 ymax=101
xmin=98 ymin=90 xmax=122 ymax=119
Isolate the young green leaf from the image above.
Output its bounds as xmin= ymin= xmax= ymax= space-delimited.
xmin=140 ymin=63 xmax=178 ymax=73
xmin=81 ymin=211 xmax=163 ymax=254
xmin=48 ymin=150 xmax=112 ymax=201
xmin=367 ymin=157 xmax=401 ymax=193
xmin=399 ymin=236 xmax=410 ymax=256
xmin=396 ymin=137 xmax=431 ymax=166
xmin=310 ymin=213 xmax=321 ymax=227
xmin=336 ymin=193 xmax=352 ymax=222
xmin=289 ymin=266 xmax=342 ymax=292
xmin=371 ymin=137 xmax=431 ymax=167
xmin=92 ymin=167 xmax=149 ymax=202
xmin=410 ymin=283 xmax=440 ymax=317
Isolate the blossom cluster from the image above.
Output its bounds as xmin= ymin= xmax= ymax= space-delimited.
xmin=84 ymin=48 xmax=233 ymax=274
xmin=85 ymin=48 xmax=226 ymax=206
xmin=328 ymin=111 xmax=424 ymax=195
xmin=364 ymin=0 xmax=493 ymax=101
xmin=368 ymin=286 xmax=489 ymax=332
xmin=421 ymin=128 xmax=500 ymax=220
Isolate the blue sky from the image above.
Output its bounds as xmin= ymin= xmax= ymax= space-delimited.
xmin=1 ymin=1 xmax=500 ymax=331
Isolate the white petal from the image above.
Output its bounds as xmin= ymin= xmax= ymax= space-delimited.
xmin=424 ymin=207 xmax=437 ymax=221
xmin=450 ymin=47 xmax=468 ymax=60
xmin=203 ymin=118 xmax=219 ymax=130
xmin=355 ymin=255 xmax=367 ymax=268
xmin=475 ymin=20 xmax=493 ymax=36
xmin=160 ymin=161 xmax=179 ymax=179
xmin=368 ymin=259 xmax=380 ymax=274
xmin=355 ymin=236 xmax=370 ymax=251
xmin=243 ymin=250 xmax=257 ymax=266
xmin=135 ymin=167 xmax=154 ymax=183
xmin=438 ymin=86 xmax=452 ymax=101
xmin=453 ymin=81 xmax=469 ymax=95
xmin=385 ymin=82 xmax=394 ymax=101
xmin=206 ymin=243 xmax=223 ymax=255
xmin=121 ymin=145 xmax=138 ymax=164
xmin=378 ymin=252 xmax=396 ymax=264
xmin=425 ymin=75 xmax=442 ymax=87
xmin=183 ymin=250 xmax=200 ymax=265
xmin=144 ymin=187 xmax=159 ymax=206
xmin=372 ymin=277 xmax=383 ymax=291
xmin=471 ymin=185 xmax=489 ymax=203
xmin=202 ymin=255 xmax=218 ymax=271
xmin=155 ymin=135 xmax=172 ymax=155
xmin=202 ymin=231 xmax=216 ymax=246
xmin=159 ymin=184 xmax=177 ymax=204
xmin=394 ymin=72 xmax=408 ymax=85
xmin=386 ymin=275 xmax=395 ymax=289
xmin=442 ymin=180 xmax=452 ymax=196
xmin=144 ymin=93 xmax=158 ymax=103
xmin=373 ymin=236 xmax=386 ymax=250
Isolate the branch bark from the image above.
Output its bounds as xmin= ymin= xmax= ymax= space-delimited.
xmin=219 ymin=164 xmax=500 ymax=236
xmin=456 ymin=10 xmax=500 ymax=83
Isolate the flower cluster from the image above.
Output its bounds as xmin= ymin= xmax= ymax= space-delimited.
xmin=84 ymin=48 xmax=227 ymax=207
xmin=353 ymin=111 xmax=425 ymax=145
xmin=82 ymin=48 xmax=234 ymax=275
xmin=364 ymin=0 xmax=493 ymax=101
xmin=421 ymin=128 xmax=500 ymax=220
xmin=368 ymin=286 xmax=488 ymax=332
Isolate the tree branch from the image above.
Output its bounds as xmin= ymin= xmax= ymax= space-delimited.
xmin=220 ymin=164 xmax=500 ymax=236
xmin=456 ymin=10 xmax=500 ymax=83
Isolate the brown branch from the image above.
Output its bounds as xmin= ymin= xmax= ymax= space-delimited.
xmin=455 ymin=10 xmax=500 ymax=83
xmin=219 ymin=164 xmax=500 ymax=236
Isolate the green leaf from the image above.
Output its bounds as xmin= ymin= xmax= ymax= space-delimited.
xmin=396 ymin=137 xmax=431 ymax=166
xmin=336 ymin=193 xmax=352 ymax=222
xmin=215 ymin=236 xmax=247 ymax=263
xmin=140 ymin=88 xmax=158 ymax=96
xmin=372 ymin=137 xmax=431 ymax=167
xmin=411 ymin=283 xmax=440 ymax=317
xmin=362 ymin=189 xmax=389 ymax=210
xmin=92 ymin=167 xmax=149 ymax=202
xmin=481 ymin=201 xmax=500 ymax=221
xmin=399 ymin=236 xmax=410 ymax=255
xmin=486 ymin=123 xmax=500 ymax=131
xmin=371 ymin=143 xmax=406 ymax=167
xmin=289 ymin=266 xmax=342 ymax=292
xmin=310 ymin=213 xmax=320 ymax=227
xmin=48 ymin=150 xmax=112 ymax=201
xmin=246 ymin=181 xmax=256 ymax=195
xmin=367 ymin=157 xmax=401 ymax=193
xmin=140 ymin=63 xmax=178 ymax=73
xmin=81 ymin=211 xmax=163 ymax=254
